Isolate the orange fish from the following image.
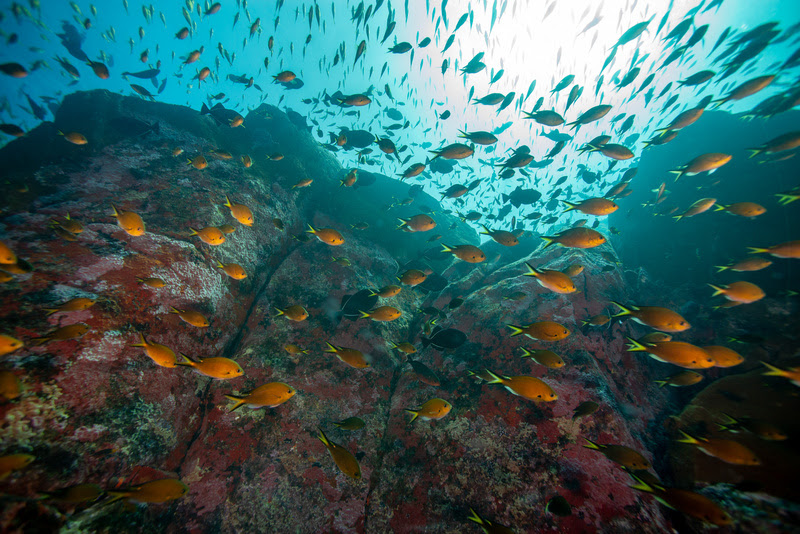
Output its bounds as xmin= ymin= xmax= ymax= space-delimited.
xmin=0 ymin=454 xmax=35 ymax=480
xmin=398 ymin=214 xmax=436 ymax=232
xmin=610 ymin=302 xmax=690 ymax=332
xmin=542 ymin=227 xmax=606 ymax=249
xmin=0 ymin=240 xmax=17 ymax=265
xmin=670 ymin=153 xmax=732 ymax=180
xmin=188 ymin=155 xmax=208 ymax=169
xmin=715 ymin=202 xmax=765 ymax=218
xmin=170 ymin=307 xmax=210 ymax=327
xmin=630 ymin=474 xmax=731 ymax=526
xmin=626 ymin=338 xmax=714 ymax=369
xmin=523 ymin=263 xmax=576 ymax=294
xmin=225 ymin=382 xmax=295 ymax=411
xmin=674 ymin=198 xmax=716 ymax=221
xmin=1 ymin=334 xmax=24 ymax=356
xmin=654 ymin=370 xmax=704 ymax=387
xmin=480 ymin=225 xmax=519 ymax=247
xmin=111 ymin=204 xmax=145 ymax=236
xmin=108 ymin=479 xmax=188 ymax=504
xmin=563 ymin=264 xmax=584 ymax=277
xmin=229 ymin=114 xmax=244 ymax=128
xmin=748 ymin=240 xmax=800 ymax=259
xmin=0 ymin=370 xmax=21 ymax=400
xmin=340 ymin=169 xmax=358 ymax=187
xmin=58 ymin=131 xmax=88 ymax=145
xmin=177 ymin=353 xmax=243 ymax=379
xmin=709 ymin=281 xmax=764 ymax=303
xmin=219 ymin=224 xmax=237 ymax=234
xmin=389 ymin=341 xmax=416 ymax=354
xmin=307 ymin=224 xmax=344 ymax=246
xmin=52 ymin=214 xmax=84 ymax=234
xmin=583 ymin=438 xmax=651 ymax=469
xmin=562 ymin=198 xmax=618 ymax=216
xmin=317 ymin=428 xmax=361 ymax=480
xmin=189 ymin=226 xmax=226 ymax=246
xmin=324 ymin=342 xmax=370 ymax=368
xmin=284 ymin=344 xmax=308 ymax=354
xmin=224 ymin=195 xmax=254 ymax=226
xmin=137 ymin=277 xmax=166 ymax=288
xmin=582 ymin=314 xmax=610 ymax=327
xmin=32 ymin=323 xmax=90 ymax=345
xmin=359 ymin=306 xmax=402 ymax=322
xmin=715 ymin=257 xmax=772 ymax=272
xmin=398 ymin=269 xmax=426 ymax=286
xmin=485 ymin=370 xmax=557 ymax=403
xmin=520 ymin=348 xmax=564 ymax=368
xmin=703 ymin=346 xmax=744 ymax=368
xmin=507 ymin=322 xmax=570 ymax=341
xmin=241 ymin=155 xmax=253 ymax=167
xmin=292 ymin=178 xmax=312 ymax=189
xmin=131 ymin=333 xmax=176 ymax=368
xmin=216 ymin=261 xmax=247 ymax=280
xmin=677 ymin=431 xmax=760 ymax=465
xmin=441 ymin=244 xmax=486 ymax=263
xmin=275 ymin=305 xmax=308 ymax=321
xmin=44 ymin=297 xmax=96 ymax=316
xmin=372 ymin=285 xmax=402 ymax=298
xmin=405 ymin=398 xmax=451 ymax=422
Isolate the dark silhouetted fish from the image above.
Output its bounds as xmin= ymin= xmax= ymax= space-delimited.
xmin=421 ymin=327 xmax=466 ymax=350
xmin=340 ymin=289 xmax=379 ymax=320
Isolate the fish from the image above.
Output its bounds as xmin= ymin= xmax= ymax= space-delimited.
xmin=670 ymin=153 xmax=732 ymax=180
xmin=317 ymin=428 xmax=361 ymax=480
xmin=626 ymin=338 xmax=715 ymax=369
xmin=107 ymin=479 xmax=188 ymax=504
xmin=306 ymin=225 xmax=344 ymax=246
xmin=748 ymin=240 xmax=800 ymax=258
xmin=717 ymin=414 xmax=787 ymax=441
xmin=542 ymin=227 xmax=605 ymax=249
xmin=333 ymin=417 xmax=366 ymax=430
xmin=466 ymin=508 xmax=514 ymax=534
xmin=583 ymin=438 xmax=651 ymax=469
xmin=224 ymin=382 xmax=295 ymax=411
xmin=709 ymin=281 xmax=765 ymax=304
xmin=189 ymin=226 xmax=225 ymax=246
xmin=441 ymin=244 xmax=486 ymax=263
xmin=43 ymin=297 xmax=95 ymax=316
xmin=507 ymin=322 xmax=570 ymax=341
xmin=130 ymin=333 xmax=177 ymax=368
xmin=762 ymin=361 xmax=800 ymax=387
xmin=275 ymin=305 xmax=309 ymax=321
xmin=520 ymin=348 xmax=564 ymax=369
xmin=176 ymin=353 xmax=243 ymax=379
xmin=405 ymin=398 xmax=451 ymax=422
xmin=324 ymin=342 xmax=370 ymax=368
xmin=677 ymin=431 xmax=760 ymax=465
xmin=562 ymin=198 xmax=618 ymax=216
xmin=629 ymin=474 xmax=732 ymax=526
xmin=169 ymin=307 xmax=210 ymax=328
xmin=480 ymin=226 xmax=518 ymax=247
xmin=398 ymin=269 xmax=427 ymax=286
xmin=610 ymin=302 xmax=690 ymax=332
xmin=0 ymin=454 xmax=35 ymax=480
xmin=523 ymin=263 xmax=576 ymax=294
xmin=421 ymin=327 xmax=466 ymax=350
xmin=32 ymin=323 xmax=90 ymax=345
xmin=484 ymin=370 xmax=557 ymax=403
xmin=572 ymin=401 xmax=600 ymax=420
xmin=359 ymin=306 xmax=402 ymax=322
xmin=0 ymin=371 xmax=21 ymax=401
xmin=654 ymin=371 xmax=704 ymax=388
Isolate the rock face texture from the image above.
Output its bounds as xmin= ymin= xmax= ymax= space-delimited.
xmin=2 ymin=90 xmax=764 ymax=533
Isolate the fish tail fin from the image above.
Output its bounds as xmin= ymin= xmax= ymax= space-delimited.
xmin=223 ymin=195 xmax=233 ymax=208
xmin=404 ymin=409 xmax=419 ymax=423
xmin=719 ymin=412 xmax=737 ymax=426
xmin=224 ymin=394 xmax=246 ymax=412
xmin=441 ymin=244 xmax=454 ymax=253
xmin=628 ymin=473 xmax=656 ymax=494
xmin=420 ymin=336 xmax=430 ymax=349
xmin=676 ymin=430 xmax=700 ymax=444
xmin=466 ymin=508 xmax=487 ymax=526
xmin=306 ymin=223 xmax=316 ymax=234
xmin=175 ymin=352 xmax=194 ymax=367
xmin=625 ymin=337 xmax=647 ymax=352
xmin=581 ymin=319 xmax=590 ymax=326
xmin=708 ymin=284 xmax=725 ymax=296
xmin=710 ymin=97 xmax=726 ymax=109
xmin=456 ymin=129 xmax=467 ymax=138
xmin=274 ymin=308 xmax=285 ymax=317
xmin=672 ymin=215 xmax=683 ymax=221
xmin=188 ymin=227 xmax=199 ymax=236
xmin=714 ymin=203 xmax=727 ymax=212
xmin=506 ymin=324 xmax=525 ymax=337
xmin=761 ymin=360 xmax=788 ymax=377
xmin=668 ymin=168 xmax=685 ymax=181
xmin=200 ymin=102 xmax=211 ymax=114
xmin=562 ymin=200 xmax=577 ymax=212
xmin=519 ymin=348 xmax=532 ymax=358
xmin=747 ymin=148 xmax=763 ymax=159
xmin=654 ymin=379 xmax=668 ymax=388
xmin=358 ymin=310 xmax=371 ymax=318
xmin=169 ymin=306 xmax=181 ymax=314
xmin=43 ymin=308 xmax=58 ymax=316
xmin=323 ymin=342 xmax=338 ymax=353
xmin=582 ymin=437 xmax=601 ymax=450
xmin=541 ymin=236 xmax=555 ymax=249
xmin=747 ymin=247 xmax=768 ymax=254
xmin=396 ymin=218 xmax=408 ymax=230
xmin=317 ymin=428 xmax=331 ymax=447
xmin=484 ymin=370 xmax=504 ymax=384
xmin=110 ymin=203 xmax=120 ymax=217
xmin=714 ymin=265 xmax=729 ymax=272
xmin=523 ymin=262 xmax=539 ymax=277
xmin=130 ymin=332 xmax=148 ymax=348
xmin=609 ymin=301 xmax=631 ymax=317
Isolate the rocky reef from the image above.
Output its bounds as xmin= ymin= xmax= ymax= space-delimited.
xmin=0 ymin=91 xmax=793 ymax=533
